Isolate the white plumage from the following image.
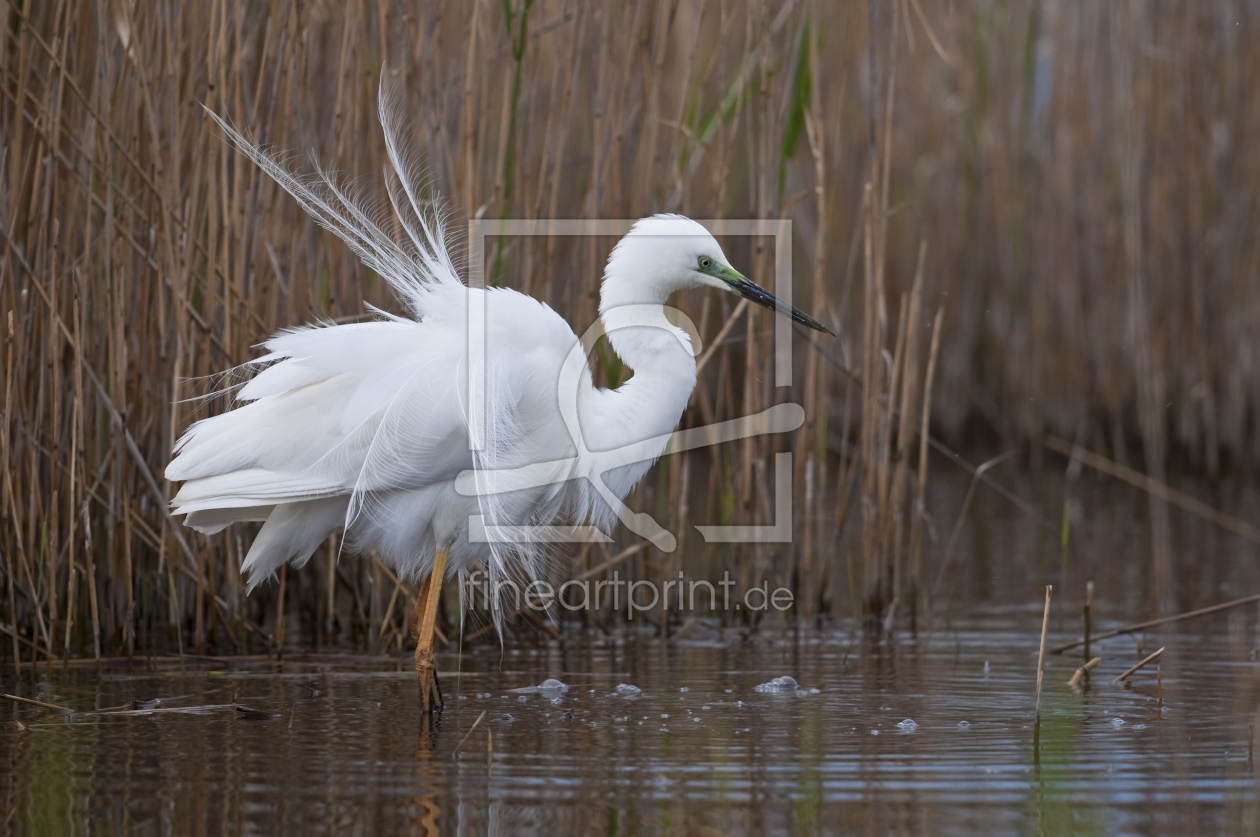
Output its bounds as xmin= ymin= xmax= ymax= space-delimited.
xmin=167 ymin=80 xmax=830 ymax=628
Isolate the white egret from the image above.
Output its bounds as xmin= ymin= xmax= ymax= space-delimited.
xmin=166 ymin=85 xmax=832 ymax=712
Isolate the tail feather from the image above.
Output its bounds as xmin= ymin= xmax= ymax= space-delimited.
xmin=242 ymin=497 xmax=349 ymax=591
xmin=185 ymin=505 xmax=275 ymax=535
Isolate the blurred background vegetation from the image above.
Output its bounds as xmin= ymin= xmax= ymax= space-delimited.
xmin=3 ymin=0 xmax=1258 ymax=664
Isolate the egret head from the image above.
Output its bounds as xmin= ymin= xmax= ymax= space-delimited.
xmin=602 ymin=214 xmax=834 ymax=335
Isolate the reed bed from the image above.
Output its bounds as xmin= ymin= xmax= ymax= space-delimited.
xmin=2 ymin=1 xmax=1258 ymax=663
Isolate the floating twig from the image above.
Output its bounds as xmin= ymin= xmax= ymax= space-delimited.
xmin=1113 ymin=647 xmax=1165 ymax=683
xmin=1 ymin=693 xmax=72 ymax=713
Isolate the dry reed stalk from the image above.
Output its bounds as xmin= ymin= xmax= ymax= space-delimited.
xmin=1044 ymin=436 xmax=1260 ymax=547
xmin=929 ymin=450 xmax=1016 ymax=603
xmin=1035 ymin=584 xmax=1052 ymax=721
xmin=3 ymin=309 xmax=18 ymax=674
xmin=886 ymin=244 xmax=925 ymax=607
xmin=453 ymin=710 xmax=489 ymax=754
xmin=3 ymin=1 xmax=1258 ymax=658
xmin=1084 ymin=580 xmax=1094 ymax=663
xmin=859 ymin=182 xmax=879 ymax=616
xmin=797 ymin=3 xmax=829 ymax=609
xmin=1052 ymin=592 xmax=1260 ymax=655
xmin=1114 ymin=647 xmax=1164 ymax=684
xmin=908 ymin=306 xmax=942 ymax=623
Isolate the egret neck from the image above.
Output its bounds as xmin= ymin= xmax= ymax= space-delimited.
xmin=582 ymin=257 xmax=698 ymax=498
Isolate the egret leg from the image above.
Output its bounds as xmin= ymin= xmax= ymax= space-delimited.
xmin=409 ymin=547 xmax=447 ymax=713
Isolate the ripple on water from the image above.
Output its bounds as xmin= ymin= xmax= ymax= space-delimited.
xmin=4 ymin=622 xmax=1251 ymax=835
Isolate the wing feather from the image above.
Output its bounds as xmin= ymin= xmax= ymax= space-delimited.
xmin=174 ymin=77 xmax=594 ymax=606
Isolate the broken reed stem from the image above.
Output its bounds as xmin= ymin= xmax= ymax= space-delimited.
xmin=453 ymin=710 xmax=488 ymax=753
xmin=1113 ymin=646 xmax=1164 ymax=683
xmin=1035 ymin=585 xmax=1052 ymax=721
xmin=1067 ymin=656 xmax=1100 ymax=686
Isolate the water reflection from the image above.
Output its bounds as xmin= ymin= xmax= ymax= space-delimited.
xmin=1 ymin=622 xmax=1258 ymax=835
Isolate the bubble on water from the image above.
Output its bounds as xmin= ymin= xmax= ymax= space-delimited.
xmin=808 ymin=688 xmax=820 ymax=694
xmin=1110 ymin=718 xmax=1125 ymax=728
xmin=736 ymin=701 xmax=743 ymax=707
xmin=694 ymin=717 xmax=701 ymax=722
xmin=1133 ymin=724 xmax=1147 ymax=730
xmin=871 ymin=730 xmax=880 ymax=735
xmin=510 ymin=678 xmax=569 ymax=694
xmin=661 ymin=714 xmax=670 ymax=719
xmin=983 ymin=661 xmax=990 ymax=673
xmin=518 ymin=696 xmax=528 ymax=702
xmin=702 ymin=705 xmax=711 ymax=710
xmin=501 ymin=714 xmax=515 ymax=722
xmin=896 ymin=718 xmax=918 ymax=730
xmin=957 ymin=721 xmax=971 ymax=729
xmin=754 ymin=676 xmax=799 ymax=693
xmin=881 ymin=706 xmax=892 ymax=711
xmin=795 ymin=690 xmax=808 ymax=697
xmin=456 ymin=695 xmax=467 ymax=700
xmin=725 ymin=689 xmax=733 ymax=694
xmin=679 ymin=687 xmax=689 ymax=693
xmin=613 ymin=684 xmax=642 ymax=696
xmin=551 ymin=697 xmax=564 ymax=705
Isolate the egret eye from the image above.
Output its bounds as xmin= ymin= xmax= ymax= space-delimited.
xmin=699 ymin=257 xmax=713 ymax=270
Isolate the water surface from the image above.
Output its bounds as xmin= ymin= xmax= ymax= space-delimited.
xmin=3 ymin=616 xmax=1257 ymax=835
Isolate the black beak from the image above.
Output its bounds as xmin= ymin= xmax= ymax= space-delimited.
xmin=729 ymin=276 xmax=834 ymax=335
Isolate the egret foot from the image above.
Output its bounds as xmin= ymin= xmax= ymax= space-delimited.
xmin=415 ymin=650 xmax=443 ymax=714
xmin=410 ymin=547 xmax=448 ymax=714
